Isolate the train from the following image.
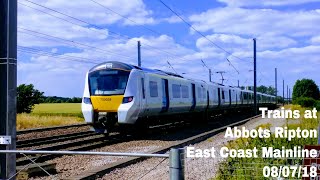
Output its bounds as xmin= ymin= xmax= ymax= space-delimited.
xmin=81 ymin=61 xmax=276 ymax=134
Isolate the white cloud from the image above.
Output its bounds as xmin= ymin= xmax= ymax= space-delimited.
xmin=161 ymin=16 xmax=183 ymax=23
xmin=217 ymin=0 xmax=320 ymax=7
xmin=259 ymin=45 xmax=320 ymax=63
xmin=189 ymin=7 xmax=320 ymax=37
xmin=310 ymin=35 xmax=320 ymax=44
xmin=43 ymin=0 xmax=155 ymax=26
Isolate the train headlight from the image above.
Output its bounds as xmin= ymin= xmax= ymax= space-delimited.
xmin=122 ymin=96 xmax=133 ymax=104
xmin=83 ymin=97 xmax=92 ymax=104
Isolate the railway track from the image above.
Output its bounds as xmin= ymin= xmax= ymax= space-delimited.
xmin=16 ymin=123 xmax=125 ymax=167
xmin=16 ymin=133 xmax=127 ymax=166
xmin=17 ymin=131 xmax=97 ymax=148
xmin=67 ymin=114 xmax=262 ymax=179
xmin=13 ymin=112 xmax=262 ymax=179
xmin=15 ymin=121 xmax=188 ymax=167
xmin=44 ymin=115 xmax=260 ymax=179
xmin=17 ymin=123 xmax=90 ymax=135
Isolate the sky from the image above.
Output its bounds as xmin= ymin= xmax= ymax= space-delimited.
xmin=17 ymin=0 xmax=320 ymax=97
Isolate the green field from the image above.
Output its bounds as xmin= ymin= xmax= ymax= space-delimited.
xmin=32 ymin=103 xmax=82 ymax=117
xmin=17 ymin=103 xmax=84 ymax=130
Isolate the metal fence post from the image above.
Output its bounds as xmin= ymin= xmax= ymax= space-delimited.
xmin=169 ymin=148 xmax=184 ymax=180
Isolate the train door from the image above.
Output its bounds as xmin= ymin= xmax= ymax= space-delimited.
xmin=207 ymin=91 xmax=209 ymax=109
xmin=221 ymin=89 xmax=225 ymax=105
xmin=139 ymin=76 xmax=147 ymax=115
xmin=217 ymin=88 xmax=221 ymax=107
xmin=160 ymin=79 xmax=169 ymax=112
xmin=235 ymin=90 xmax=238 ymax=106
xmin=190 ymin=83 xmax=196 ymax=111
xmin=229 ymin=89 xmax=232 ymax=106
xmin=240 ymin=91 xmax=243 ymax=105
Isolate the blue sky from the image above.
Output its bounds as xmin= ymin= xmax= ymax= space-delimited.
xmin=17 ymin=0 xmax=320 ymax=97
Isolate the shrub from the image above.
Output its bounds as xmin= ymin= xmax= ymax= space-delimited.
xmin=293 ymin=97 xmax=316 ymax=107
xmin=17 ymin=84 xmax=44 ymax=113
xmin=292 ymin=79 xmax=320 ymax=101
xmin=315 ymin=101 xmax=320 ymax=111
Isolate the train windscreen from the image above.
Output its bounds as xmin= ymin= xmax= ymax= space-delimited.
xmin=88 ymin=69 xmax=130 ymax=95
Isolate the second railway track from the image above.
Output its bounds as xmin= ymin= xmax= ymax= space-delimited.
xmin=15 ymin=112 xmax=263 ymax=179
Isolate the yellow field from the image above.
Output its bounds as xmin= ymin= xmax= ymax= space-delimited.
xmin=17 ymin=103 xmax=84 ymax=130
xmin=17 ymin=113 xmax=84 ymax=130
xmin=32 ymin=103 xmax=81 ymax=115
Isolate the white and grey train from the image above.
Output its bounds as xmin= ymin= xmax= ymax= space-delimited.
xmin=82 ymin=61 xmax=276 ymax=133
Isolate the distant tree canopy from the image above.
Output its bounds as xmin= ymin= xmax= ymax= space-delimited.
xmin=41 ymin=96 xmax=82 ymax=103
xmin=241 ymin=85 xmax=276 ymax=95
xmin=17 ymin=84 xmax=44 ymax=113
xmin=292 ymin=79 xmax=320 ymax=101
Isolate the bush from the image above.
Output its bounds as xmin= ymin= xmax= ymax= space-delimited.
xmin=315 ymin=101 xmax=320 ymax=111
xmin=292 ymin=79 xmax=320 ymax=101
xmin=293 ymin=97 xmax=316 ymax=107
xmin=17 ymin=84 xmax=44 ymax=113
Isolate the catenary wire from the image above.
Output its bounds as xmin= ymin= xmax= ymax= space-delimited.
xmin=18 ymin=28 xmax=135 ymax=60
xmin=157 ymin=0 xmax=247 ymax=74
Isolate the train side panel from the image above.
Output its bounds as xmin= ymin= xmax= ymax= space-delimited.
xmin=118 ymin=70 xmax=144 ymax=124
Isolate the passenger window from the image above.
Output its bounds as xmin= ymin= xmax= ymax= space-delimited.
xmin=172 ymin=84 xmax=181 ymax=98
xmin=202 ymin=88 xmax=206 ymax=99
xmin=181 ymin=85 xmax=189 ymax=98
xmin=197 ymin=87 xmax=202 ymax=98
xmin=149 ymin=81 xmax=158 ymax=97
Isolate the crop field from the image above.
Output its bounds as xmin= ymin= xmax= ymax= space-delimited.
xmin=32 ymin=103 xmax=82 ymax=116
xmin=17 ymin=103 xmax=84 ymax=130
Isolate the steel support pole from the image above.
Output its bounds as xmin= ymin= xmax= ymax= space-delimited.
xmin=287 ymin=85 xmax=289 ymax=105
xmin=137 ymin=41 xmax=141 ymax=67
xmin=209 ymin=69 xmax=212 ymax=82
xmin=0 ymin=0 xmax=17 ymax=179
xmin=275 ymin=68 xmax=277 ymax=102
xmin=169 ymin=148 xmax=184 ymax=180
xmin=289 ymin=88 xmax=291 ymax=103
xmin=283 ymin=79 xmax=285 ymax=106
xmin=253 ymin=38 xmax=257 ymax=115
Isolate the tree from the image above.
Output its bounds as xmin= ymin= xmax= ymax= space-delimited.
xmin=17 ymin=84 xmax=44 ymax=113
xmin=246 ymin=85 xmax=276 ymax=95
xmin=292 ymin=79 xmax=319 ymax=101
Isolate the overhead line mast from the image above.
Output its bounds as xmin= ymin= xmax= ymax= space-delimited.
xmin=201 ymin=59 xmax=212 ymax=82
xmin=0 ymin=0 xmax=17 ymax=179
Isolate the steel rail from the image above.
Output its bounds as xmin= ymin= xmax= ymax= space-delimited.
xmin=0 ymin=150 xmax=169 ymax=158
xmin=71 ymin=114 xmax=263 ymax=179
xmin=17 ymin=123 xmax=90 ymax=135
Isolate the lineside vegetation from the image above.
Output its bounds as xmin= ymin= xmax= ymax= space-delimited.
xmin=215 ymin=105 xmax=319 ymax=179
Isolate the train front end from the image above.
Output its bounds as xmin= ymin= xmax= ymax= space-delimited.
xmin=81 ymin=62 xmax=132 ymax=134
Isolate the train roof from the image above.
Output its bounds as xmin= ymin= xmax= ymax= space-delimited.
xmin=90 ymin=61 xmax=183 ymax=78
xmin=89 ymin=61 xmax=275 ymax=97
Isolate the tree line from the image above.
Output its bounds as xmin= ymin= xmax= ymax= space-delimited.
xmin=42 ymin=96 xmax=82 ymax=103
xmin=17 ymin=84 xmax=82 ymax=113
xmin=240 ymin=85 xmax=276 ymax=95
